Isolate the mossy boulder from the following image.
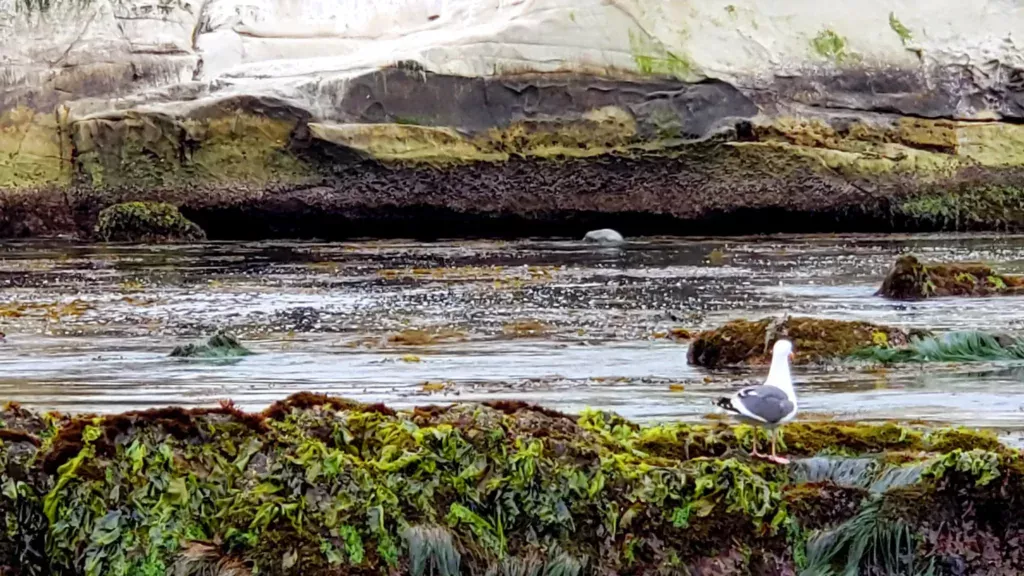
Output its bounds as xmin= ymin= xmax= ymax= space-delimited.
xmin=169 ymin=330 xmax=252 ymax=358
xmin=687 ymin=316 xmax=911 ymax=367
xmin=877 ymin=254 xmax=1024 ymax=299
xmin=0 ymin=396 xmax=1017 ymax=575
xmin=94 ymin=202 xmax=206 ymax=243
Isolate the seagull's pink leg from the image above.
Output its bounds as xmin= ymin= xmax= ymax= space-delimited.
xmin=769 ymin=429 xmax=789 ymax=464
xmin=749 ymin=431 xmax=766 ymax=459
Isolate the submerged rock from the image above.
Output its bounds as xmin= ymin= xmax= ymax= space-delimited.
xmin=688 ymin=316 xmax=910 ymax=367
xmin=0 ymin=396 xmax=1017 ymax=576
xmin=169 ymin=330 xmax=252 ymax=358
xmin=877 ymin=254 xmax=1024 ymax=300
xmin=582 ymin=228 xmax=624 ymax=244
xmin=95 ymin=202 xmax=206 ymax=243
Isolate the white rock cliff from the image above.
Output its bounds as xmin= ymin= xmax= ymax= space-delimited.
xmin=1 ymin=0 xmax=1024 ymax=238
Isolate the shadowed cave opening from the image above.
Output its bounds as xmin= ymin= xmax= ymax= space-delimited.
xmin=181 ymin=204 xmax=915 ymax=241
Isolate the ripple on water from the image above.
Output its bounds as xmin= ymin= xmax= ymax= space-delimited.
xmin=2 ymin=235 xmax=1024 ymax=435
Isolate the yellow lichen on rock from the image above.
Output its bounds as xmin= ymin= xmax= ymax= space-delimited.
xmin=73 ymin=110 xmax=313 ymax=189
xmin=308 ymin=122 xmax=506 ymax=163
xmin=957 ymin=122 xmax=1024 ymax=167
xmin=309 ymin=106 xmax=640 ymax=164
xmin=0 ymin=106 xmax=71 ymax=189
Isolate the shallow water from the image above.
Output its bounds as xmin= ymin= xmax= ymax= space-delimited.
xmin=3 ymin=234 xmax=1024 ymax=435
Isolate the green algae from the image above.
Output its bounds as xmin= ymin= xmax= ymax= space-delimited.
xmin=889 ymin=13 xmax=913 ymax=45
xmin=852 ymin=331 xmax=1024 ymax=364
xmin=95 ymin=201 xmax=205 ymax=243
xmin=898 ymin=185 xmax=1024 ymax=230
xmin=0 ymin=397 xmax=1015 ymax=574
xmin=877 ymin=254 xmax=1024 ymax=300
xmin=810 ymin=29 xmax=850 ymax=63
xmin=627 ymin=30 xmax=696 ymax=80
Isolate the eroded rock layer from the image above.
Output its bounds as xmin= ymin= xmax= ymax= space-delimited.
xmin=4 ymin=0 xmax=1024 ymax=237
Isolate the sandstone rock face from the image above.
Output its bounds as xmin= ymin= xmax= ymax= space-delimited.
xmin=3 ymin=0 xmax=1024 ymax=238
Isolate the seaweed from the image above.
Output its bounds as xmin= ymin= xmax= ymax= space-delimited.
xmin=877 ymin=254 xmax=1024 ymax=300
xmin=851 ymin=330 xmax=1024 ymax=364
xmin=0 ymin=396 xmax=1015 ymax=574
xmin=688 ymin=316 xmax=909 ymax=367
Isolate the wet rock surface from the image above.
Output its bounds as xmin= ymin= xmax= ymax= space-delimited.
xmin=878 ymin=254 xmax=1024 ymax=300
xmin=169 ymin=330 xmax=252 ymax=359
xmin=0 ymin=394 xmax=1019 ymax=575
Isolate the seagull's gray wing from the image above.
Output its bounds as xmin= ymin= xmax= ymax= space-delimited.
xmin=728 ymin=385 xmax=795 ymax=425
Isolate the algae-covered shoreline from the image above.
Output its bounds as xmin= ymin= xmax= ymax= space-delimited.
xmin=0 ymin=393 xmax=1020 ymax=575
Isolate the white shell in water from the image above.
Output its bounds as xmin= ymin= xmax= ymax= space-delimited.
xmin=583 ymin=229 xmax=625 ymax=244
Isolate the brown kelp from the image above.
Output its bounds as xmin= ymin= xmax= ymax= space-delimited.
xmin=687 ymin=316 xmax=911 ymax=367
xmin=0 ymin=396 xmax=1020 ymax=575
xmin=877 ymin=254 xmax=1024 ymax=300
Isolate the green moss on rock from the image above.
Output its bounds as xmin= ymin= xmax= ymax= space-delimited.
xmin=0 ymin=107 xmax=71 ymax=190
xmin=72 ymin=111 xmax=315 ymax=190
xmin=95 ymin=201 xmax=205 ymax=243
xmin=877 ymin=254 xmax=1024 ymax=300
xmin=687 ymin=316 xmax=910 ymax=367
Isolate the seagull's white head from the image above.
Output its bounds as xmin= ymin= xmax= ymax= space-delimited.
xmin=772 ymin=339 xmax=794 ymax=362
xmin=767 ymin=339 xmax=796 ymax=399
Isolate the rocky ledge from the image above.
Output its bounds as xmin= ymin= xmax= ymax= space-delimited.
xmin=4 ymin=0 xmax=1024 ymax=239
xmin=0 ymin=394 xmax=1019 ymax=575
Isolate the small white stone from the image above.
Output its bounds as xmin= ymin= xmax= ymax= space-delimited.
xmin=583 ymin=229 xmax=625 ymax=244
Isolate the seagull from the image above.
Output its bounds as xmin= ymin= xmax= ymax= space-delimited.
xmin=714 ymin=339 xmax=797 ymax=464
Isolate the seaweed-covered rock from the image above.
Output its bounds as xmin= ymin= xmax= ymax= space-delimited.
xmin=0 ymin=403 xmax=62 ymax=576
xmin=95 ymin=202 xmax=206 ymax=243
xmin=877 ymin=254 xmax=1024 ymax=300
xmin=169 ymin=331 xmax=252 ymax=358
xmin=12 ymin=395 xmax=1017 ymax=576
xmin=687 ymin=316 xmax=910 ymax=367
